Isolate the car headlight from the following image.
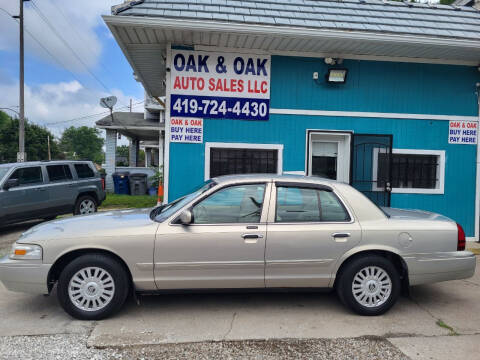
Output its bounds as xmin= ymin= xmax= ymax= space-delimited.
xmin=10 ymin=243 xmax=43 ymax=260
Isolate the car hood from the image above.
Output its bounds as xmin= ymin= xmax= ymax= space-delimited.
xmin=381 ymin=207 xmax=453 ymax=222
xmin=18 ymin=208 xmax=155 ymax=244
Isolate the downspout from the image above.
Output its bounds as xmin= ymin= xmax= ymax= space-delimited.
xmin=475 ymin=82 xmax=480 ymax=242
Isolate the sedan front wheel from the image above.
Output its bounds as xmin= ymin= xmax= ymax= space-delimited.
xmin=57 ymin=254 xmax=129 ymax=320
xmin=336 ymin=255 xmax=400 ymax=316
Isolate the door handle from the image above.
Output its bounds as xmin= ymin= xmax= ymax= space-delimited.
xmin=241 ymin=234 xmax=263 ymax=239
xmin=36 ymin=188 xmax=47 ymax=192
xmin=332 ymin=233 xmax=350 ymax=242
xmin=241 ymin=233 xmax=263 ymax=244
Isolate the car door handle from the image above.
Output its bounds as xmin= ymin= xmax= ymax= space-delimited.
xmin=35 ymin=188 xmax=47 ymax=192
xmin=332 ymin=233 xmax=351 ymax=242
xmin=242 ymin=233 xmax=263 ymax=244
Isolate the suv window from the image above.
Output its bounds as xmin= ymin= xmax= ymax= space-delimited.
xmin=192 ymin=184 xmax=265 ymax=224
xmin=276 ymin=186 xmax=350 ymax=223
xmin=47 ymin=165 xmax=73 ymax=182
xmin=74 ymin=164 xmax=94 ymax=178
xmin=9 ymin=167 xmax=43 ymax=186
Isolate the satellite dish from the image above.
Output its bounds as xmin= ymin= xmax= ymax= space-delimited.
xmin=100 ymin=96 xmax=117 ymax=109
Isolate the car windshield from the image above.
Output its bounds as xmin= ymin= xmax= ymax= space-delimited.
xmin=0 ymin=167 xmax=11 ymax=182
xmin=151 ymin=180 xmax=216 ymax=222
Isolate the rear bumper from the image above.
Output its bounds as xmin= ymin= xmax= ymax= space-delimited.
xmin=403 ymin=251 xmax=476 ymax=286
xmin=0 ymin=256 xmax=50 ymax=294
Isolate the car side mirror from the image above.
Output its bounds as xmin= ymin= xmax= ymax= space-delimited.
xmin=3 ymin=178 xmax=19 ymax=190
xmin=179 ymin=209 xmax=193 ymax=225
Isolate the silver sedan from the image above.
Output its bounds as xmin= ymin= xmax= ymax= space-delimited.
xmin=0 ymin=175 xmax=476 ymax=320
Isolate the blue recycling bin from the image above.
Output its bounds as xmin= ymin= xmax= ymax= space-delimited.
xmin=112 ymin=171 xmax=130 ymax=195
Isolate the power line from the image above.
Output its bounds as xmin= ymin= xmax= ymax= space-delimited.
xmin=44 ymin=100 xmax=144 ymax=126
xmin=2 ymin=6 xmax=103 ymax=101
xmin=29 ymin=0 xmax=123 ymax=101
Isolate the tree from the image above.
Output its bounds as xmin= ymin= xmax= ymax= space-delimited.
xmin=0 ymin=110 xmax=61 ymax=163
xmin=60 ymin=126 xmax=104 ymax=164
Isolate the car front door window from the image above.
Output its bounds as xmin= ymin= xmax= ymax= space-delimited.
xmin=9 ymin=167 xmax=43 ymax=187
xmin=192 ymin=184 xmax=265 ymax=224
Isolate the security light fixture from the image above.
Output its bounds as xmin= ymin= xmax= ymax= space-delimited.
xmin=326 ymin=68 xmax=348 ymax=84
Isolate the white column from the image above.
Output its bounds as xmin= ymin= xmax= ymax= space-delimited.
xmin=145 ymin=148 xmax=152 ymax=168
xmin=105 ymin=129 xmax=117 ymax=192
xmin=163 ymin=44 xmax=171 ymax=203
xmin=129 ymin=138 xmax=138 ymax=167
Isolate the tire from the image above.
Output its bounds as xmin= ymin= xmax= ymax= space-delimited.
xmin=336 ymin=255 xmax=400 ymax=316
xmin=57 ymin=254 xmax=129 ymax=320
xmin=74 ymin=195 xmax=97 ymax=215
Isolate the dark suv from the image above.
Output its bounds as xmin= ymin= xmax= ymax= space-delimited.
xmin=0 ymin=161 xmax=106 ymax=226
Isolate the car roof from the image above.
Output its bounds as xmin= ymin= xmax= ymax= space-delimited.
xmin=0 ymin=160 xmax=92 ymax=168
xmin=212 ymin=173 xmax=340 ymax=185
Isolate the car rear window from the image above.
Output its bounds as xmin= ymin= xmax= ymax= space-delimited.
xmin=74 ymin=164 xmax=95 ymax=178
xmin=47 ymin=165 xmax=73 ymax=182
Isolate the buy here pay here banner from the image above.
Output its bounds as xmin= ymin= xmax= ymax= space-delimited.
xmin=170 ymin=50 xmax=271 ymax=121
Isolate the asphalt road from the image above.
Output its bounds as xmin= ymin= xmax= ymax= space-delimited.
xmin=1 ymin=221 xmax=479 ymax=359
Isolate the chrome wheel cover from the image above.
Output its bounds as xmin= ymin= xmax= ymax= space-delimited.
xmin=79 ymin=199 xmax=95 ymax=214
xmin=352 ymin=266 xmax=392 ymax=308
xmin=68 ymin=267 xmax=115 ymax=312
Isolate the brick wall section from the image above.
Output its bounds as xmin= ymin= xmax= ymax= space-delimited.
xmin=105 ymin=129 xmax=117 ymax=192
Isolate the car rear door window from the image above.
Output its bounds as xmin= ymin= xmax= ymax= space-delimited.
xmin=9 ymin=167 xmax=43 ymax=186
xmin=276 ymin=186 xmax=350 ymax=223
xmin=47 ymin=165 xmax=73 ymax=182
xmin=74 ymin=164 xmax=94 ymax=178
xmin=192 ymin=184 xmax=265 ymax=224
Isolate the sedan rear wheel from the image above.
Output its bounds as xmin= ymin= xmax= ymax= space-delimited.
xmin=336 ymin=255 xmax=400 ymax=316
xmin=57 ymin=254 xmax=129 ymax=320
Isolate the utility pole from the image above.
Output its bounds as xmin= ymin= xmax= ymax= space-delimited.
xmin=47 ymin=135 xmax=51 ymax=160
xmin=13 ymin=0 xmax=29 ymax=162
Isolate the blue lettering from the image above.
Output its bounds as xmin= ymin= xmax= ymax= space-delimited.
xmin=233 ymin=57 xmax=244 ymax=75
xmin=173 ymin=54 xmax=185 ymax=71
xmin=245 ymin=58 xmax=256 ymax=75
xmin=257 ymin=58 xmax=268 ymax=76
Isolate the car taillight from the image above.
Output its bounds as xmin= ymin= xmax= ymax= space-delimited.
xmin=101 ymin=178 xmax=105 ymax=191
xmin=457 ymin=223 xmax=466 ymax=251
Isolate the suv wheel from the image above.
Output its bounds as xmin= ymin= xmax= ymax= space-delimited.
xmin=74 ymin=195 xmax=97 ymax=215
xmin=57 ymin=254 xmax=129 ymax=320
xmin=336 ymin=255 xmax=400 ymax=316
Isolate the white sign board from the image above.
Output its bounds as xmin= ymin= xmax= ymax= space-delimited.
xmin=448 ymin=121 xmax=478 ymax=145
xmin=170 ymin=50 xmax=271 ymax=121
xmin=169 ymin=118 xmax=203 ymax=143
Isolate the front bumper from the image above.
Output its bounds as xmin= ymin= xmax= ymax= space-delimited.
xmin=404 ymin=251 xmax=476 ymax=286
xmin=0 ymin=256 xmax=51 ymax=294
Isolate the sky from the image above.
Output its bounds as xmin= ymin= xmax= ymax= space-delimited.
xmin=0 ymin=0 xmax=144 ymax=140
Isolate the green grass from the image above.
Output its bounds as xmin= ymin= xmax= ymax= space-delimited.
xmin=436 ymin=320 xmax=458 ymax=336
xmin=100 ymin=193 xmax=157 ymax=209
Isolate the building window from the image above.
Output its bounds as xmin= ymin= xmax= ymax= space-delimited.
xmin=205 ymin=143 xmax=283 ymax=180
xmin=374 ymin=149 xmax=445 ymax=194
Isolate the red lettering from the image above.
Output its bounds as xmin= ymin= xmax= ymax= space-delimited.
xmin=173 ymin=77 xmax=181 ymax=89
xmin=208 ymin=78 xmax=215 ymax=91
xmin=261 ymin=81 xmax=268 ymax=94
xmin=238 ymin=79 xmax=244 ymax=93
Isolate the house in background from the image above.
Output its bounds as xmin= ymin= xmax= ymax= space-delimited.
xmin=454 ymin=0 xmax=480 ymax=10
xmin=95 ymin=93 xmax=165 ymax=191
xmin=103 ymin=0 xmax=480 ymax=240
